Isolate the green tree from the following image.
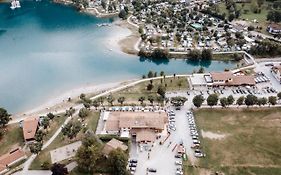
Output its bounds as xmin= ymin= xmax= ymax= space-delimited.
xmin=0 ymin=108 xmax=10 ymax=128
xmin=257 ymin=97 xmax=267 ymax=106
xmin=157 ymin=85 xmax=166 ymax=98
xmin=108 ymin=148 xmax=129 ymax=175
xmin=35 ymin=129 xmax=45 ymax=142
xmin=107 ymin=95 xmax=115 ymax=106
xmin=98 ymin=96 xmax=105 ymax=106
xmin=227 ymin=95 xmax=235 ymax=105
xmin=201 ymin=49 xmax=213 ymax=60
xmin=268 ymin=96 xmax=277 ymax=106
xmin=118 ymin=97 xmax=126 ymax=106
xmin=220 ymin=97 xmax=228 ymax=108
xmin=189 ymin=49 xmax=201 ymax=61
xmin=47 ymin=112 xmax=55 ymax=120
xmin=160 ymin=71 xmax=165 ymax=76
xmin=277 ymin=92 xmax=281 ymax=100
xmin=78 ymin=108 xmax=90 ymax=120
xmin=147 ymin=95 xmax=155 ymax=105
xmin=119 ymin=9 xmax=128 ymax=19
xmin=192 ymin=95 xmax=204 ymax=108
xmin=61 ymin=121 xmax=82 ymax=140
xmin=236 ymin=96 xmax=245 ymax=106
xmin=207 ymin=94 xmax=219 ymax=107
xmin=51 ymin=163 xmax=68 ymax=175
xmin=138 ymin=96 xmax=145 ymax=105
xmin=245 ymin=94 xmax=258 ymax=107
xmin=147 ymin=71 xmax=154 ymax=78
xmin=76 ymin=137 xmax=101 ymax=173
xmin=92 ymin=100 xmax=100 ymax=110
xmin=41 ymin=117 xmax=50 ymax=129
xmin=29 ymin=142 xmax=43 ymax=154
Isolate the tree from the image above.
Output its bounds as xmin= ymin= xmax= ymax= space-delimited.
xmin=29 ymin=142 xmax=43 ymax=154
xmin=147 ymin=95 xmax=155 ymax=105
xmin=97 ymin=96 xmax=105 ymax=106
xmin=107 ymin=95 xmax=115 ymax=106
xmin=51 ymin=163 xmax=68 ymax=175
xmin=171 ymin=96 xmax=187 ymax=106
xmin=244 ymin=94 xmax=258 ymax=107
xmin=47 ymin=112 xmax=55 ymax=120
xmin=236 ymin=96 xmax=245 ymax=106
xmin=61 ymin=121 xmax=82 ymax=140
xmin=160 ymin=71 xmax=165 ymax=76
xmin=189 ymin=49 xmax=201 ymax=61
xmin=138 ymin=96 xmax=145 ymax=105
xmin=41 ymin=117 xmax=50 ymax=129
xmin=267 ymin=10 xmax=281 ymax=23
xmin=220 ymin=97 xmax=228 ymax=108
xmin=257 ymin=97 xmax=267 ymax=106
xmin=92 ymin=100 xmax=100 ymax=110
xmin=108 ymin=148 xmax=129 ymax=175
xmin=35 ymin=129 xmax=45 ymax=142
xmin=157 ymin=85 xmax=166 ymax=98
xmin=192 ymin=95 xmax=204 ymax=108
xmin=119 ymin=9 xmax=128 ymax=19
xmin=118 ymin=97 xmax=126 ymax=106
xmin=76 ymin=137 xmax=101 ymax=173
xmin=207 ymin=94 xmax=219 ymax=107
xmin=79 ymin=108 xmax=90 ymax=120
xmin=277 ymin=92 xmax=281 ymax=100
xmin=198 ymin=67 xmax=205 ymax=73
xmin=201 ymin=49 xmax=213 ymax=60
xmin=156 ymin=96 xmax=164 ymax=105
xmin=268 ymin=96 xmax=277 ymax=106
xmin=147 ymin=71 xmax=154 ymax=78
xmin=227 ymin=95 xmax=235 ymax=106
xmin=0 ymin=108 xmax=10 ymax=128
xmin=80 ymin=93 xmax=86 ymax=100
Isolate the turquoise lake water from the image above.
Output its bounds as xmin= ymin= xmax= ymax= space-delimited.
xmin=0 ymin=0 xmax=235 ymax=113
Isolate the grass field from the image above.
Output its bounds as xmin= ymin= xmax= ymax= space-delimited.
xmin=110 ymin=77 xmax=189 ymax=105
xmin=192 ymin=108 xmax=281 ymax=175
xmin=0 ymin=124 xmax=24 ymax=155
xmin=30 ymin=112 xmax=100 ymax=170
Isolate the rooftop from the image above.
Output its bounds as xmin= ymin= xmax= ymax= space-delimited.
xmin=102 ymin=138 xmax=128 ymax=155
xmin=23 ymin=117 xmax=39 ymax=141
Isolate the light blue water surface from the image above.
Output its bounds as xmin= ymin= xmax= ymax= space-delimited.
xmin=0 ymin=0 xmax=235 ymax=113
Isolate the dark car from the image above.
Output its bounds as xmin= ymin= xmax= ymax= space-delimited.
xmin=129 ymin=159 xmax=138 ymax=163
xmin=147 ymin=168 xmax=157 ymax=172
xmin=129 ymin=163 xmax=137 ymax=167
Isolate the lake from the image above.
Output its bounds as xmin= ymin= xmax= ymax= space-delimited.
xmin=0 ymin=0 xmax=235 ymax=113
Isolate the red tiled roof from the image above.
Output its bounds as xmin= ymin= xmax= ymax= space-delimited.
xmin=0 ymin=148 xmax=25 ymax=171
xmin=23 ymin=117 xmax=39 ymax=141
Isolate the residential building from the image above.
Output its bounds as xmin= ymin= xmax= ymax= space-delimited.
xmin=22 ymin=117 xmax=39 ymax=142
xmin=102 ymin=111 xmax=168 ymax=144
xmin=102 ymin=138 xmax=128 ymax=156
xmin=267 ymin=24 xmax=281 ymax=35
xmin=0 ymin=148 xmax=26 ymax=174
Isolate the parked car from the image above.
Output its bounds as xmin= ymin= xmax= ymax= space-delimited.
xmin=129 ymin=159 xmax=138 ymax=163
xmin=147 ymin=168 xmax=157 ymax=172
xmin=175 ymin=160 xmax=182 ymax=165
xmin=175 ymin=154 xmax=182 ymax=158
xmin=129 ymin=163 xmax=137 ymax=167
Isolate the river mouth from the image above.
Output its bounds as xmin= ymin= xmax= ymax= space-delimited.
xmin=0 ymin=0 xmax=236 ymax=113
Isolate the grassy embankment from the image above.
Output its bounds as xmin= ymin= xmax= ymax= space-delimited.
xmin=109 ymin=77 xmax=189 ymax=106
xmin=185 ymin=108 xmax=281 ymax=175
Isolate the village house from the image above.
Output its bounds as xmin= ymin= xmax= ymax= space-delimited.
xmin=101 ymin=111 xmax=168 ymax=144
xmin=267 ymin=24 xmax=281 ymax=35
xmin=0 ymin=148 xmax=26 ymax=174
xmin=102 ymin=138 xmax=128 ymax=156
xmin=22 ymin=117 xmax=39 ymax=142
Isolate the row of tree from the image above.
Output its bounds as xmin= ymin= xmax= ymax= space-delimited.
xmin=188 ymin=49 xmax=213 ymax=61
xmin=192 ymin=93 xmax=281 ymax=108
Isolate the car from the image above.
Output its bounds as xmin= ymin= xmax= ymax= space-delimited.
xmin=176 ymin=170 xmax=183 ymax=175
xmin=175 ymin=160 xmax=182 ymax=165
xmin=186 ymin=111 xmax=192 ymax=115
xmin=129 ymin=159 xmax=138 ymax=163
xmin=175 ymin=154 xmax=182 ymax=158
xmin=191 ymin=144 xmax=200 ymax=148
xmin=194 ymin=152 xmax=205 ymax=158
xmin=193 ymin=140 xmax=200 ymax=144
xmin=130 ymin=167 xmax=136 ymax=171
xmin=129 ymin=163 xmax=137 ymax=167
xmin=147 ymin=168 xmax=157 ymax=172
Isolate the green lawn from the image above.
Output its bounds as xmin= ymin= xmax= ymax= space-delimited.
xmin=0 ymin=124 xmax=24 ymax=155
xmin=110 ymin=77 xmax=189 ymax=105
xmin=193 ymin=108 xmax=281 ymax=175
xmin=30 ymin=112 xmax=100 ymax=170
xmin=43 ymin=114 xmax=67 ymax=142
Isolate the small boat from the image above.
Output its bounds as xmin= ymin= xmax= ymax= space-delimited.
xmin=10 ymin=0 xmax=21 ymax=10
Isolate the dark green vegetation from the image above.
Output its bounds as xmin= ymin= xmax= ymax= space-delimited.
xmin=193 ymin=108 xmax=281 ymax=175
xmin=250 ymin=39 xmax=281 ymax=57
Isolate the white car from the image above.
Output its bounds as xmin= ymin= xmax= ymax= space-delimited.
xmin=175 ymin=160 xmax=182 ymax=165
xmin=176 ymin=170 xmax=183 ymax=175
